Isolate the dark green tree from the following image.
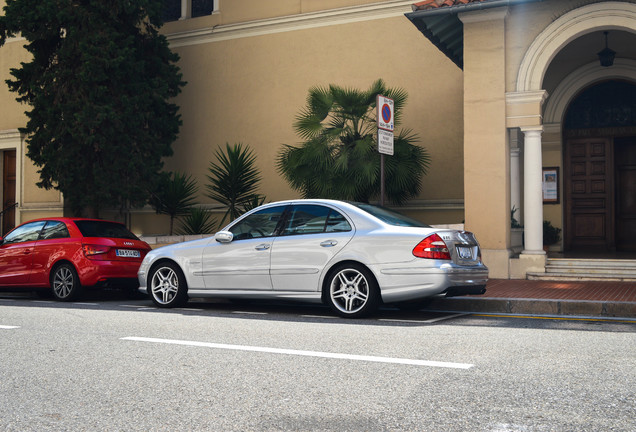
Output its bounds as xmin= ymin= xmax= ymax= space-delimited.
xmin=206 ymin=143 xmax=265 ymax=227
xmin=277 ymin=79 xmax=430 ymax=204
xmin=0 ymin=0 xmax=185 ymax=217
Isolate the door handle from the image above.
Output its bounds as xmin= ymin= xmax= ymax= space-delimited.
xmin=23 ymin=249 xmax=32 ymax=255
xmin=255 ymin=244 xmax=270 ymax=251
xmin=320 ymin=240 xmax=338 ymax=247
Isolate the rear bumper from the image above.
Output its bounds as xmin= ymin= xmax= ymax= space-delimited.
xmin=374 ymin=261 xmax=489 ymax=303
xmin=77 ymin=260 xmax=143 ymax=288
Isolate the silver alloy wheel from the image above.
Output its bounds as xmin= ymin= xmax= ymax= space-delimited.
xmin=329 ymin=267 xmax=370 ymax=314
xmin=52 ymin=266 xmax=76 ymax=299
xmin=150 ymin=265 xmax=180 ymax=305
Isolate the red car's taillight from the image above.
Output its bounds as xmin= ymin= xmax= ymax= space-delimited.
xmin=413 ymin=233 xmax=451 ymax=260
xmin=83 ymin=244 xmax=110 ymax=259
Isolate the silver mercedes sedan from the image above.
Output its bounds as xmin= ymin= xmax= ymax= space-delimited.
xmin=138 ymin=199 xmax=488 ymax=317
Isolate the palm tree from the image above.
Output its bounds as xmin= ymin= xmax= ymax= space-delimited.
xmin=150 ymin=171 xmax=198 ymax=235
xmin=277 ymin=79 xmax=430 ymax=204
xmin=206 ymin=143 xmax=264 ymax=227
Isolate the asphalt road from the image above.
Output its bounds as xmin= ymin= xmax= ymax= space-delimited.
xmin=1 ymin=291 xmax=635 ymax=432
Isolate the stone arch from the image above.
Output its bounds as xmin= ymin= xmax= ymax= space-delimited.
xmin=544 ymin=59 xmax=636 ymax=125
xmin=516 ymin=2 xmax=636 ymax=92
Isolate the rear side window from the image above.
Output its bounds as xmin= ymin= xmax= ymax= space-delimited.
xmin=40 ymin=221 xmax=70 ymax=240
xmin=281 ymin=205 xmax=351 ymax=236
xmin=74 ymin=220 xmax=138 ymax=240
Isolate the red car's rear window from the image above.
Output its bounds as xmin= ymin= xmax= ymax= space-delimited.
xmin=74 ymin=220 xmax=139 ymax=240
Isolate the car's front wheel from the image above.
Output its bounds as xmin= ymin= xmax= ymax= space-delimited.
xmin=148 ymin=262 xmax=188 ymax=308
xmin=325 ymin=263 xmax=380 ymax=318
xmin=51 ymin=263 xmax=82 ymax=302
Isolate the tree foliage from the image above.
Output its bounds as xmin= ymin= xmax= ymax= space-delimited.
xmin=277 ymin=79 xmax=430 ymax=204
xmin=150 ymin=171 xmax=198 ymax=236
xmin=206 ymin=143 xmax=265 ymax=227
xmin=0 ymin=0 xmax=185 ymax=216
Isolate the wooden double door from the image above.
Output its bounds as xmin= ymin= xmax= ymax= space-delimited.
xmin=565 ymin=137 xmax=636 ymax=252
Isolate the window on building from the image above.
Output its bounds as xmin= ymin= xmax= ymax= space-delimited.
xmin=162 ymin=0 xmax=216 ymax=23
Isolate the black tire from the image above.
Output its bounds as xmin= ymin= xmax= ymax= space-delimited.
xmin=50 ymin=263 xmax=82 ymax=302
xmin=148 ymin=262 xmax=188 ymax=308
xmin=324 ymin=263 xmax=380 ymax=318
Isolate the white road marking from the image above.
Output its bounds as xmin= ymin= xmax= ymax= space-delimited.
xmin=0 ymin=325 xmax=20 ymax=329
xmin=231 ymin=311 xmax=268 ymax=315
xmin=72 ymin=302 xmax=98 ymax=306
xmin=121 ymin=336 xmax=474 ymax=369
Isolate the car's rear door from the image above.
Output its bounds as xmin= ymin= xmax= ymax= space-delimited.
xmin=0 ymin=220 xmax=46 ymax=286
xmin=270 ymin=204 xmax=354 ymax=292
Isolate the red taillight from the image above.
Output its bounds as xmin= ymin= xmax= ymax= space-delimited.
xmin=413 ymin=233 xmax=451 ymax=260
xmin=83 ymin=244 xmax=110 ymax=259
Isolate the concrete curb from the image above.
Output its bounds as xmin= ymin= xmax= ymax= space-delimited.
xmin=424 ymin=297 xmax=636 ymax=319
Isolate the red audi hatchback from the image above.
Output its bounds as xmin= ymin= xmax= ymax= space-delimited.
xmin=0 ymin=218 xmax=151 ymax=301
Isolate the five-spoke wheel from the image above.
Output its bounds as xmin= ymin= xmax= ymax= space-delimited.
xmin=325 ymin=263 xmax=379 ymax=318
xmin=149 ymin=262 xmax=188 ymax=308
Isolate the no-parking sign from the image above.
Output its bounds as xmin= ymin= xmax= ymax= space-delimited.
xmin=377 ymin=95 xmax=394 ymax=132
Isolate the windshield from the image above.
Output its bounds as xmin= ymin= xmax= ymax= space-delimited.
xmin=74 ymin=220 xmax=139 ymax=240
xmin=350 ymin=203 xmax=431 ymax=228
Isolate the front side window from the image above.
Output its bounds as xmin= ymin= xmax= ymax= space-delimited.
xmin=230 ymin=206 xmax=286 ymax=240
xmin=3 ymin=221 xmax=47 ymax=244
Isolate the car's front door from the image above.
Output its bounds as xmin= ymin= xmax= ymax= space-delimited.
xmin=0 ymin=220 xmax=46 ymax=286
xmin=201 ymin=205 xmax=287 ymax=290
xmin=270 ymin=204 xmax=354 ymax=292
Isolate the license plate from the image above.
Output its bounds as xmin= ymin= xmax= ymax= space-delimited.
xmin=116 ymin=249 xmax=140 ymax=258
xmin=457 ymin=246 xmax=473 ymax=259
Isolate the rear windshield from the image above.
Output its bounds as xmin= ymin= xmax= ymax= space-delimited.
xmin=351 ymin=203 xmax=431 ymax=228
xmin=74 ymin=220 xmax=139 ymax=240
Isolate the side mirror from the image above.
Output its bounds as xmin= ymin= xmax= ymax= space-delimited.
xmin=214 ymin=231 xmax=233 ymax=243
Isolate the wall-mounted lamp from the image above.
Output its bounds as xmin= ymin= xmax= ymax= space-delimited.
xmin=597 ymin=31 xmax=616 ymax=67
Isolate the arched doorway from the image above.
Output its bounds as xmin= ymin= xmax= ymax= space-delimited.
xmin=563 ymin=80 xmax=636 ymax=253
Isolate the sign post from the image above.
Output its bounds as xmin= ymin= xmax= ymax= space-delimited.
xmin=376 ymin=95 xmax=394 ymax=206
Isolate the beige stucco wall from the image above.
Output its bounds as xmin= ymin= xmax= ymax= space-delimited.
xmin=0 ymin=36 xmax=63 ymax=226
xmin=0 ymin=1 xmax=466 ymax=235
xmin=160 ymin=4 xmax=465 ymax=233
xmin=461 ymin=8 xmax=510 ymax=278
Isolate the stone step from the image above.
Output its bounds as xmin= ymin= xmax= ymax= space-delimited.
xmin=527 ymin=258 xmax=636 ymax=282
xmin=527 ymin=271 xmax=636 ymax=282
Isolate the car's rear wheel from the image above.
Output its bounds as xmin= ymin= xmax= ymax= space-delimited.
xmin=51 ymin=263 xmax=82 ymax=302
xmin=325 ymin=263 xmax=380 ymax=318
xmin=148 ymin=262 xmax=188 ymax=308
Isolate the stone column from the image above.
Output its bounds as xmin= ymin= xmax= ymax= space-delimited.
xmin=180 ymin=0 xmax=191 ymax=20
xmin=521 ymin=126 xmax=544 ymax=254
xmin=509 ymin=129 xmax=522 ymax=225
